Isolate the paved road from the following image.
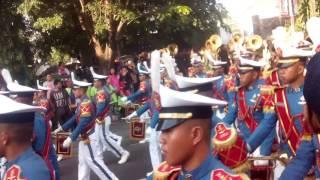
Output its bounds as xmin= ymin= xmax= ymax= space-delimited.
xmin=59 ymin=119 xmax=152 ymax=180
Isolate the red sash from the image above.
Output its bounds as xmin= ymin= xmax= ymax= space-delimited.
xmin=42 ymin=115 xmax=55 ymax=180
xmin=41 ymin=117 xmax=51 ymax=160
xmin=270 ymin=70 xmax=280 ymax=86
xmin=97 ymin=106 xmax=110 ymax=120
xmin=238 ymin=88 xmax=258 ymax=133
xmin=76 ymin=115 xmax=96 ymax=139
xmin=275 ymin=88 xmax=301 ymax=155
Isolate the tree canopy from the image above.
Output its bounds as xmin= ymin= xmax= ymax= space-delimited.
xmin=0 ymin=0 xmax=229 ymax=84
xmin=15 ymin=0 xmax=228 ymax=67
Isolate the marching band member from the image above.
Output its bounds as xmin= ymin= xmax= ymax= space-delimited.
xmin=1 ymin=69 xmax=58 ymax=180
xmin=148 ymin=85 xmax=248 ymax=180
xmin=206 ymin=52 xmax=237 ymax=126
xmin=90 ymin=67 xmax=130 ymax=164
xmin=221 ymin=51 xmax=277 ymax=166
xmin=246 ymin=30 xmax=315 ymax=178
xmin=35 ymin=80 xmax=60 ymax=180
xmin=122 ymin=51 xmax=163 ymax=170
xmin=0 ymin=95 xmax=51 ymax=180
xmin=53 ymin=72 xmax=118 ymax=180
xmin=280 ymin=52 xmax=320 ymax=179
xmin=190 ymin=53 xmax=207 ymax=78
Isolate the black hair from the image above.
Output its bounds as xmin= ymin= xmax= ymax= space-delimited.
xmin=54 ymin=79 xmax=62 ymax=85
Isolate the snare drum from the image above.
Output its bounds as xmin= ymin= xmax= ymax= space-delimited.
xmin=129 ymin=118 xmax=146 ymax=140
xmin=212 ymin=123 xmax=250 ymax=173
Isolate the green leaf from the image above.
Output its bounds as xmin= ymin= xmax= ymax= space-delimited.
xmin=33 ymin=14 xmax=63 ymax=32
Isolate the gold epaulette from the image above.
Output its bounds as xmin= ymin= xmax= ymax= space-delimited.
xmin=96 ymin=90 xmax=106 ymax=103
xmin=80 ymin=100 xmax=92 ymax=117
xmin=260 ymin=85 xmax=276 ymax=95
xmin=262 ymin=68 xmax=274 ymax=79
xmin=153 ymin=161 xmax=181 ymax=180
xmin=301 ymin=134 xmax=312 ymax=142
xmin=224 ymin=75 xmax=232 ymax=81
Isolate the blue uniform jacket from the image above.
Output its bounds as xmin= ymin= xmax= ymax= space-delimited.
xmin=280 ymin=134 xmax=320 ymax=179
xmin=4 ymin=147 xmax=51 ymax=180
xmin=33 ymin=113 xmax=60 ymax=180
xmin=211 ymin=75 xmax=236 ymax=125
xmin=62 ymin=96 xmax=95 ymax=141
xmin=127 ymin=79 xmax=152 ymax=102
xmin=247 ymin=86 xmax=304 ymax=156
xmin=133 ymin=79 xmax=175 ymax=129
xmin=222 ymin=79 xmax=276 ymax=156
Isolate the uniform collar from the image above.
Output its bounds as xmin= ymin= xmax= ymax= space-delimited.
xmin=287 ymin=84 xmax=304 ymax=93
xmin=80 ymin=95 xmax=89 ymax=101
xmin=6 ymin=147 xmax=33 ymax=167
xmin=180 ymin=154 xmax=213 ymax=179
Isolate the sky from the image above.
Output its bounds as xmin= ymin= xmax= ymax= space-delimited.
xmin=218 ymin=0 xmax=283 ymax=34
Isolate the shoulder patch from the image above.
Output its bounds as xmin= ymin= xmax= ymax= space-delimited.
xmin=153 ymin=161 xmax=181 ymax=180
xmin=211 ymin=169 xmax=249 ymax=180
xmin=4 ymin=165 xmax=25 ymax=180
xmin=96 ymin=90 xmax=106 ymax=103
xmin=80 ymin=100 xmax=92 ymax=117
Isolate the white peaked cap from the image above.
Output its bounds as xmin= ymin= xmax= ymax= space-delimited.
xmin=307 ymin=17 xmax=320 ymax=48
xmin=0 ymin=91 xmax=10 ymax=95
xmin=239 ymin=57 xmax=266 ymax=67
xmin=150 ymin=50 xmax=161 ymax=93
xmin=71 ymin=72 xmax=92 ymax=87
xmin=90 ymin=67 xmax=107 ymax=79
xmin=191 ymin=54 xmax=202 ymax=65
xmin=37 ymin=80 xmax=50 ymax=91
xmin=1 ymin=69 xmax=38 ymax=93
xmin=143 ymin=61 xmax=151 ymax=72
xmin=159 ymin=85 xmax=227 ymax=107
xmin=175 ymin=75 xmax=221 ymax=89
xmin=162 ymin=52 xmax=176 ymax=82
xmin=137 ymin=62 xmax=150 ymax=74
xmin=205 ymin=52 xmax=227 ymax=65
xmin=0 ymin=95 xmax=45 ymax=114
xmin=280 ymin=47 xmax=315 ymax=58
xmin=1 ymin=69 xmax=13 ymax=84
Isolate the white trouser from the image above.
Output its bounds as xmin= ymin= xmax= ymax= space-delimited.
xmin=104 ymin=116 xmax=122 ymax=142
xmin=149 ymin=128 xmax=162 ymax=170
xmin=78 ymin=132 xmax=118 ymax=180
xmin=274 ymin=121 xmax=285 ymax=179
xmin=274 ymin=160 xmax=285 ymax=179
xmin=95 ymin=120 xmax=125 ymax=158
xmin=0 ymin=157 xmax=6 ymax=179
xmin=140 ymin=111 xmax=151 ymax=140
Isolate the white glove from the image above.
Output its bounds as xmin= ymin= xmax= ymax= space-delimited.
xmin=52 ymin=127 xmax=62 ymax=135
xmin=62 ymin=137 xmax=72 ymax=148
xmin=124 ymin=111 xmax=137 ymax=123
xmin=126 ymin=111 xmax=137 ymax=120
xmin=49 ymin=120 xmax=52 ymax=128
xmin=125 ymin=100 xmax=132 ymax=105
xmin=121 ymin=96 xmax=128 ymax=102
